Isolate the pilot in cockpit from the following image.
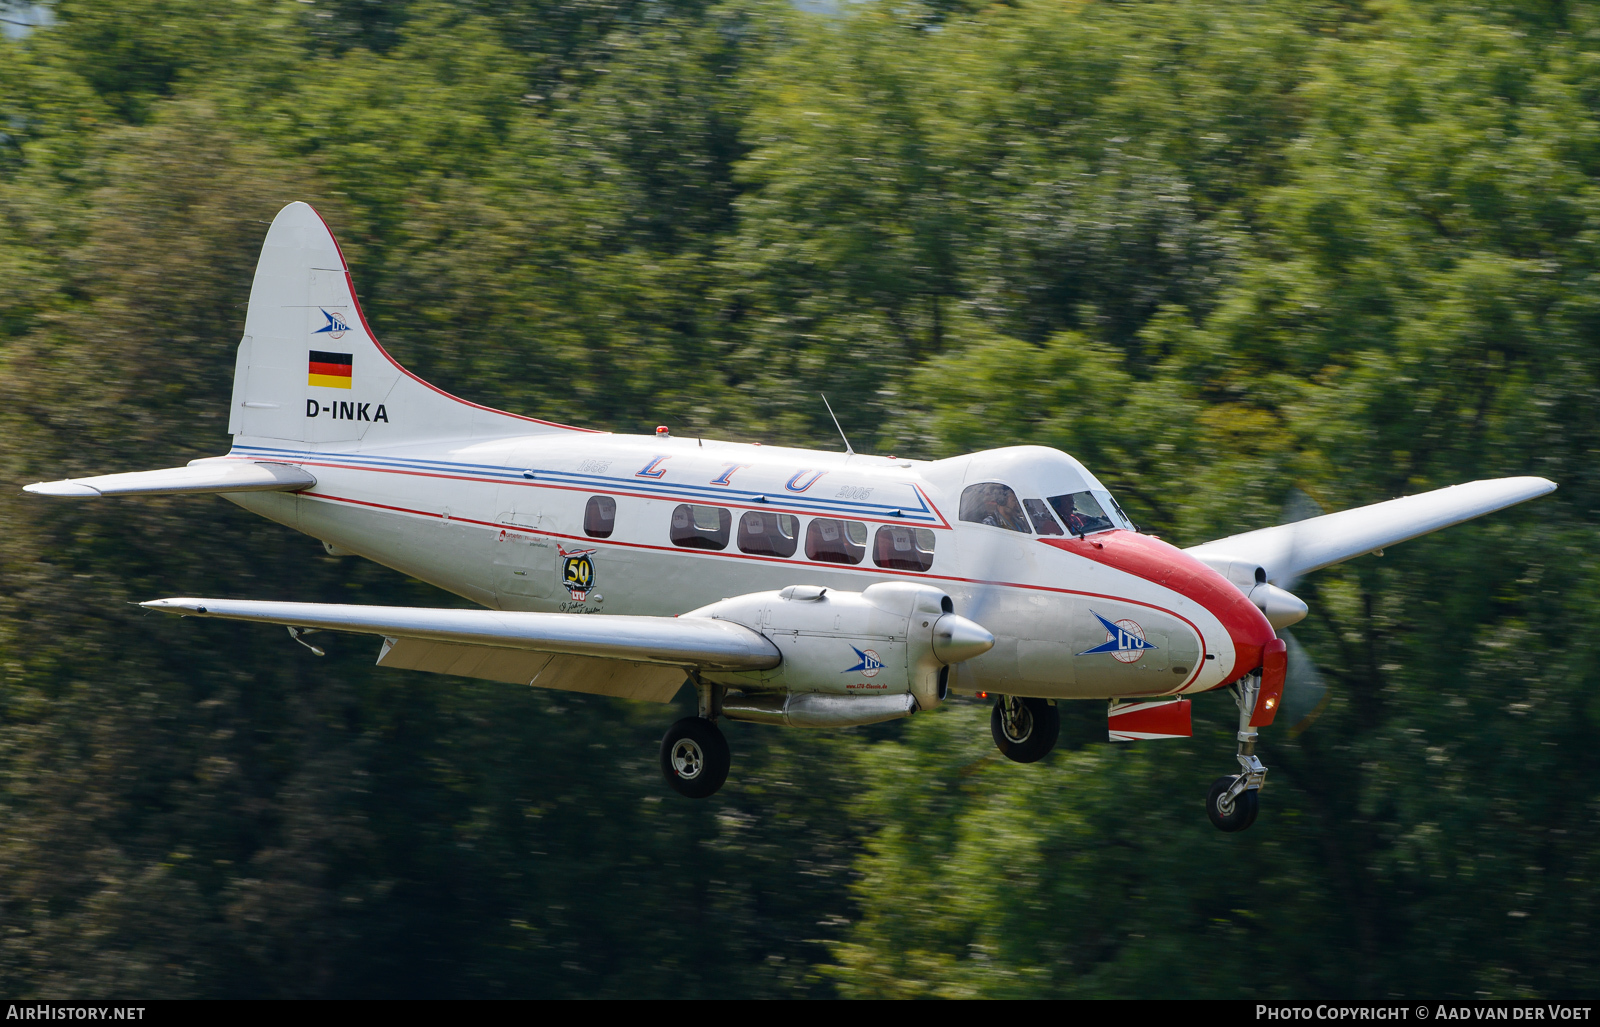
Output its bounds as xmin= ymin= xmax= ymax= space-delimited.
xmin=1055 ymin=493 xmax=1091 ymax=535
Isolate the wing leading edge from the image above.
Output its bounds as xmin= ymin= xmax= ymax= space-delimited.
xmin=1186 ymin=476 xmax=1556 ymax=586
xmin=141 ymin=598 xmax=781 ymax=704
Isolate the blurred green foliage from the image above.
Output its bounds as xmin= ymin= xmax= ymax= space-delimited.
xmin=1 ymin=0 xmax=1597 ymax=999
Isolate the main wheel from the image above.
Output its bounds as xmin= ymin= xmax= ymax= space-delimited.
xmin=1206 ymin=775 xmax=1259 ymax=832
xmin=990 ymin=695 xmax=1060 ymax=764
xmin=660 ymin=717 xmax=730 ymax=799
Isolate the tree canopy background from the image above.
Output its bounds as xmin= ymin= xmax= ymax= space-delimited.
xmin=1 ymin=0 xmax=1597 ymax=999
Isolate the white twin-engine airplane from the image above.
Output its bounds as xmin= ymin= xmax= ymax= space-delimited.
xmin=25 ymin=203 xmax=1556 ymax=831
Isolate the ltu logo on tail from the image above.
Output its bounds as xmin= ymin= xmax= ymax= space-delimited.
xmin=314 ymin=308 xmax=349 ymax=340
xmin=1078 ymin=611 xmax=1158 ymax=664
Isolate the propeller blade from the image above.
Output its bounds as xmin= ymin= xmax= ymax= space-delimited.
xmin=1277 ymin=487 xmax=1325 ymax=594
xmin=1278 ymin=630 xmax=1330 ymax=738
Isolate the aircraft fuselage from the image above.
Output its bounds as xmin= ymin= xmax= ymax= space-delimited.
xmin=224 ymin=435 xmax=1274 ymax=701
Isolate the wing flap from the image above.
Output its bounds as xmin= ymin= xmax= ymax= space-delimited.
xmin=24 ymin=458 xmax=314 ymax=498
xmin=1187 ymin=476 xmax=1556 ymax=585
xmin=376 ymin=637 xmax=685 ymax=703
xmin=140 ymin=598 xmax=780 ymax=671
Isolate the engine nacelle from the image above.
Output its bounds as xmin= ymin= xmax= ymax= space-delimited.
xmin=684 ymin=582 xmax=993 ymax=716
xmin=1192 ymin=553 xmax=1308 ymax=629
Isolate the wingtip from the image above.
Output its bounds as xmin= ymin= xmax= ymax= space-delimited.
xmin=141 ymin=598 xmax=207 ymax=614
xmin=24 ymin=480 xmax=102 ymax=497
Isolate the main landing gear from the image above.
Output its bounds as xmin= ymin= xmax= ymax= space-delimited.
xmin=660 ymin=679 xmax=731 ymax=799
xmin=991 ymin=695 xmax=1060 ymax=763
xmin=1207 ymin=673 xmax=1268 ymax=833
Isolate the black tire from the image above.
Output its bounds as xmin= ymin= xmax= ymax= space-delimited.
xmin=990 ymin=695 xmax=1060 ymax=764
xmin=660 ymin=717 xmax=730 ymax=799
xmin=1206 ymin=775 xmax=1259 ymax=832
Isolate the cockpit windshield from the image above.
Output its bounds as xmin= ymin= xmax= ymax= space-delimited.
xmin=1047 ymin=490 xmax=1133 ymax=536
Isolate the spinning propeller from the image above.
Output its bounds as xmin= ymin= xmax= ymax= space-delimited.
xmin=1263 ymin=488 xmax=1330 ymax=738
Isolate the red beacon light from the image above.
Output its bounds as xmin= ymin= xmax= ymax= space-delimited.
xmin=656 ymin=425 xmax=670 ymax=438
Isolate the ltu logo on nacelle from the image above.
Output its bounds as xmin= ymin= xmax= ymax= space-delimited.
xmin=845 ymin=646 xmax=883 ymax=677
xmin=1078 ymin=611 xmax=1158 ymax=664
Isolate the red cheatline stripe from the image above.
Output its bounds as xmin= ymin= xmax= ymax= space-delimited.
xmin=308 ymin=362 xmax=352 ymax=377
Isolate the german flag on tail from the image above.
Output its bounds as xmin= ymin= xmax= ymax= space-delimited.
xmin=308 ymin=350 xmax=353 ymax=389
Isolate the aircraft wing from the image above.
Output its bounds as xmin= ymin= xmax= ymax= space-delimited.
xmin=1185 ymin=476 xmax=1557 ymax=586
xmin=24 ymin=458 xmax=314 ymax=498
xmin=140 ymin=598 xmax=780 ymax=703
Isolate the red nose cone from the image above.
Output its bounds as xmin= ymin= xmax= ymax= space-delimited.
xmin=1040 ymin=532 xmax=1276 ymax=687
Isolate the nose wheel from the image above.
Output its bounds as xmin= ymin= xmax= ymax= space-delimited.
xmin=1207 ymin=674 xmax=1268 ymax=832
xmin=1206 ymin=773 xmax=1259 ymax=831
xmin=991 ymin=695 xmax=1060 ymax=763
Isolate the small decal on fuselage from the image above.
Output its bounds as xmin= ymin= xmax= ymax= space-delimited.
xmin=1077 ymin=612 xmax=1157 ymax=663
xmin=557 ymin=543 xmax=597 ymax=601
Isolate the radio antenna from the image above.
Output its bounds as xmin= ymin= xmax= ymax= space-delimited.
xmin=820 ymin=393 xmax=854 ymax=457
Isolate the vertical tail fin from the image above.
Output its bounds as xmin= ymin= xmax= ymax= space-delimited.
xmin=228 ymin=202 xmax=591 ymax=449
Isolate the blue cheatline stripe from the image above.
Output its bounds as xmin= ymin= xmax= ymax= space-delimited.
xmin=228 ymin=444 xmax=941 ymax=523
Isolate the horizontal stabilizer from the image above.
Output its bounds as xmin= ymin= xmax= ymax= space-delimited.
xmin=1187 ymin=476 xmax=1556 ymax=586
xmin=24 ymin=459 xmax=315 ymax=498
xmin=140 ymin=598 xmax=781 ymax=672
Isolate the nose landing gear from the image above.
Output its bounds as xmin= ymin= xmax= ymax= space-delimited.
xmin=1207 ymin=674 xmax=1268 ymax=832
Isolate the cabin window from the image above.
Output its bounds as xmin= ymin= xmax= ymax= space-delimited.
xmin=584 ymin=495 xmax=616 ymax=538
xmin=873 ymin=525 xmax=936 ymax=572
xmin=1047 ymin=490 xmax=1119 ymax=535
xmin=959 ymin=482 xmax=1032 ymax=533
xmin=738 ymin=511 xmax=799 ymax=557
xmin=1023 ymin=498 xmax=1063 ymax=536
xmin=806 ymin=518 xmax=867 ymax=565
xmin=670 ymin=504 xmax=731 ymax=550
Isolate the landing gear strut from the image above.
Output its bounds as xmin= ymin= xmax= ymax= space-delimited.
xmin=991 ymin=695 xmax=1060 ymax=763
xmin=661 ymin=679 xmax=730 ymax=799
xmin=1207 ymin=674 xmax=1267 ymax=832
